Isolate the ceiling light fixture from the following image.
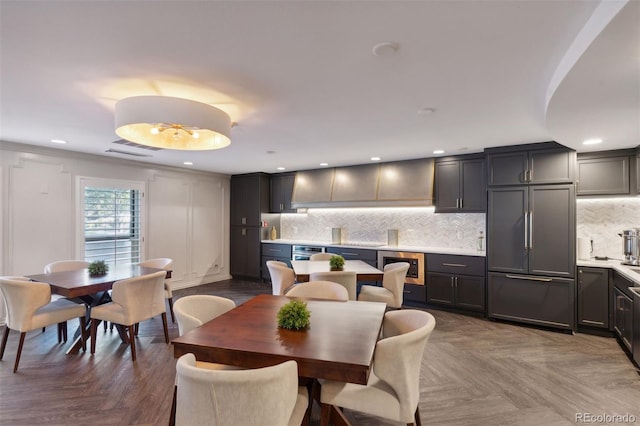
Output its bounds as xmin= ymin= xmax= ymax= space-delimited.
xmin=372 ymin=41 xmax=399 ymax=56
xmin=320 ymin=162 xmax=329 ymax=167
xmin=115 ymin=96 xmax=231 ymax=151
xmin=50 ymin=139 xmax=67 ymax=144
xmin=277 ymin=167 xmax=286 ymax=171
xmin=433 ymin=149 xmax=445 ymax=154
xmin=183 ymin=161 xmax=193 ymax=166
xmin=582 ymin=138 xmax=603 ymax=145
xmin=371 ymin=157 xmax=381 ymax=161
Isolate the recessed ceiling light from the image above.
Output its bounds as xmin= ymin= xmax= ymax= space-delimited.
xmin=277 ymin=167 xmax=286 ymax=171
xmin=418 ymin=107 xmax=436 ymax=116
xmin=371 ymin=157 xmax=381 ymax=161
xmin=371 ymin=41 xmax=399 ymax=56
xmin=433 ymin=149 xmax=445 ymax=155
xmin=50 ymin=139 xmax=67 ymax=144
xmin=319 ymin=163 xmax=329 ymax=167
xmin=183 ymin=161 xmax=193 ymax=165
xmin=583 ymin=138 xmax=603 ymax=145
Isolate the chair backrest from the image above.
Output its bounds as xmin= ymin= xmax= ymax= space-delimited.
xmin=110 ymin=271 xmax=167 ymax=325
xmin=382 ymin=262 xmax=410 ymax=308
xmin=139 ymin=257 xmax=173 ymax=271
xmin=176 ymin=353 xmax=299 ymax=426
xmin=309 ymin=271 xmax=357 ymax=300
xmin=373 ymin=310 xmax=436 ymax=421
xmin=174 ymin=295 xmax=236 ymax=336
xmin=0 ymin=277 xmax=51 ymax=331
xmin=44 ymin=260 xmax=90 ymax=273
xmin=286 ymin=281 xmax=349 ymax=301
xmin=309 ymin=253 xmax=333 ymax=261
xmin=266 ymin=261 xmax=295 ymax=295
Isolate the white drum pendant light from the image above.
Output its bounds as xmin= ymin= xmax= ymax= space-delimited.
xmin=115 ymin=96 xmax=231 ymax=150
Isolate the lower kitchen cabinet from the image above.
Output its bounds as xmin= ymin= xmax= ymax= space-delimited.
xmin=403 ymin=284 xmax=426 ymax=305
xmin=613 ymin=272 xmax=634 ymax=353
xmin=261 ymin=243 xmax=292 ymax=281
xmin=488 ymin=272 xmax=575 ymax=330
xmin=426 ymin=254 xmax=485 ymax=313
xmin=230 ymin=226 xmax=262 ymax=279
xmin=577 ymin=267 xmax=610 ymax=329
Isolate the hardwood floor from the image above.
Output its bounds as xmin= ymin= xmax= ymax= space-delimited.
xmin=1 ymin=278 xmax=639 ymax=425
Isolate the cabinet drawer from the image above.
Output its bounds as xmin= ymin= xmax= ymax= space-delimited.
xmin=427 ymin=254 xmax=485 ymax=276
xmin=326 ymin=247 xmax=377 ymax=261
xmin=261 ymin=243 xmax=291 ymax=258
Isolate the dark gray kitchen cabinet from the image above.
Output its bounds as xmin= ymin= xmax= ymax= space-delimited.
xmin=488 ymin=272 xmax=575 ymax=330
xmin=325 ymin=247 xmax=377 ymax=266
xmin=230 ymin=173 xmax=270 ymax=226
xmin=636 ymin=153 xmax=640 ymax=194
xmin=261 ymin=243 xmax=292 ymax=281
xmin=270 ymin=173 xmax=296 ymax=213
xmin=426 ymin=254 xmax=485 ymax=312
xmin=577 ymin=267 xmax=610 ymax=329
xmin=576 ymin=151 xmax=631 ymax=196
xmin=434 ymin=155 xmax=486 ymax=213
xmin=486 ymin=145 xmax=575 ymax=186
xmin=613 ymin=272 xmax=634 ymax=353
xmin=230 ymin=226 xmax=262 ymax=279
xmin=487 ymin=185 xmax=575 ymax=278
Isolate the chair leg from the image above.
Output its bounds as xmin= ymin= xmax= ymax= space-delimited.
xmin=79 ymin=316 xmax=87 ymax=352
xmin=90 ymin=319 xmax=98 ymax=354
xmin=320 ymin=403 xmax=332 ymax=426
xmin=57 ymin=323 xmax=62 ymax=343
xmin=0 ymin=327 xmax=10 ymax=360
xmin=42 ymin=327 xmax=45 ymax=333
xmin=128 ymin=325 xmax=137 ymax=362
xmin=168 ymin=297 xmax=175 ymax=323
xmin=61 ymin=321 xmax=68 ymax=343
xmin=134 ymin=323 xmax=139 ymax=336
xmin=103 ymin=321 xmax=107 ymax=331
xmin=161 ymin=312 xmax=169 ymax=344
xmin=413 ymin=406 xmax=422 ymax=426
xmin=13 ymin=332 xmax=26 ymax=373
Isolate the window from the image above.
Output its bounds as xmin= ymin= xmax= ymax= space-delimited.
xmin=78 ymin=178 xmax=145 ymax=267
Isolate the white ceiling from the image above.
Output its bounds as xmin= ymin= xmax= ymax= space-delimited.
xmin=1 ymin=0 xmax=638 ymax=175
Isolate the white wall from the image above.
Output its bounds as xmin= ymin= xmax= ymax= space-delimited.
xmin=0 ymin=141 xmax=231 ymax=289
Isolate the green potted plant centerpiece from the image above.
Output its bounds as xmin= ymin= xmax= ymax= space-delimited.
xmin=329 ymin=255 xmax=345 ymax=271
xmin=277 ymin=300 xmax=311 ymax=331
xmin=88 ymin=260 xmax=109 ymax=276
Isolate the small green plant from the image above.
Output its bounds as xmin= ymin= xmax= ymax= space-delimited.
xmin=329 ymin=255 xmax=345 ymax=271
xmin=88 ymin=260 xmax=109 ymax=276
xmin=277 ymin=300 xmax=311 ymax=330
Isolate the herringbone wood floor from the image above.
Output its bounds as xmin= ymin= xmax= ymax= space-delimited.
xmin=1 ymin=278 xmax=639 ymax=425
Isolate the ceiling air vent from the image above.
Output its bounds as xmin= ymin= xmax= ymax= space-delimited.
xmin=105 ymin=148 xmax=152 ymax=157
xmin=112 ymin=139 xmax=164 ymax=151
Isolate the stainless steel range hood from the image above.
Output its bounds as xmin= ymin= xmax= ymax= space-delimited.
xmin=291 ymin=158 xmax=435 ymax=208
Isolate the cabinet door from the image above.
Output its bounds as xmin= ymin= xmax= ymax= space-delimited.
xmin=455 ymin=275 xmax=485 ymax=311
xmin=528 ymin=149 xmax=575 ymax=184
xmin=487 ymin=187 xmax=528 ymax=273
xmin=576 ymin=156 xmax=630 ymax=195
xmin=426 ymin=272 xmax=455 ymax=306
xmin=230 ymin=176 xmax=249 ymax=226
xmin=528 ymin=185 xmax=575 ymax=277
xmin=487 ymin=151 xmax=528 ymax=186
xmin=270 ymin=174 xmax=296 ymax=212
xmin=613 ymin=287 xmax=633 ymax=352
xmin=460 ymin=158 xmax=486 ymax=211
xmin=231 ymin=174 xmax=269 ymax=226
xmin=230 ymin=226 xmax=261 ymax=278
xmin=577 ymin=267 xmax=609 ymax=328
xmin=434 ymin=161 xmax=460 ymax=212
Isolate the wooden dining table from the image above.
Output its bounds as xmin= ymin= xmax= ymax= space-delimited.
xmin=290 ymin=259 xmax=383 ymax=283
xmin=26 ymin=264 xmax=170 ymax=353
xmin=172 ymin=294 xmax=387 ymax=425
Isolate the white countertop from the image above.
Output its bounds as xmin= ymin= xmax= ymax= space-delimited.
xmin=262 ymin=239 xmax=486 ymax=257
xmin=577 ymin=258 xmax=640 ymax=285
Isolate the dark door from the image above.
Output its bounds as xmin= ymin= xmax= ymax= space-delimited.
xmin=460 ymin=158 xmax=486 ymax=211
xmin=487 ymin=151 xmax=528 ymax=186
xmin=434 ymin=161 xmax=460 ymax=212
xmin=426 ymin=272 xmax=455 ymax=306
xmin=487 ymin=187 xmax=528 ymax=273
xmin=455 ymin=275 xmax=485 ymax=311
xmin=577 ymin=267 xmax=609 ymax=328
xmin=528 ymin=149 xmax=574 ymax=184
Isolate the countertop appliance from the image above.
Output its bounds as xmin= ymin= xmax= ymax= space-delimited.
xmin=291 ymin=245 xmax=325 ymax=261
xmin=619 ymin=228 xmax=640 ymax=266
xmin=378 ymin=250 xmax=424 ymax=285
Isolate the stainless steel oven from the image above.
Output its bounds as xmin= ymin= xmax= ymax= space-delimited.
xmin=377 ymin=251 xmax=425 ymax=285
xmin=291 ymin=245 xmax=325 ymax=261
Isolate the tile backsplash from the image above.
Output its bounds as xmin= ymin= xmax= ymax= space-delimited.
xmin=280 ymin=207 xmax=485 ymax=250
xmin=576 ymin=198 xmax=640 ymax=259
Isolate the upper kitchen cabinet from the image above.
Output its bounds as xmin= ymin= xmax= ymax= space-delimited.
xmin=576 ymin=150 xmax=634 ymax=196
xmin=434 ymin=154 xmax=485 ymax=213
xmin=486 ymin=143 xmax=575 ymax=186
xmin=270 ymin=173 xmax=296 ymax=213
xmin=331 ymin=164 xmax=379 ymax=202
xmin=230 ymin=173 xmax=270 ymax=226
xmin=291 ymin=168 xmax=334 ymax=207
xmin=377 ymin=158 xmax=434 ymax=202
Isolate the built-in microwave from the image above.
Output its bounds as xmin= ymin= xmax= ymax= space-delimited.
xmin=291 ymin=245 xmax=325 ymax=261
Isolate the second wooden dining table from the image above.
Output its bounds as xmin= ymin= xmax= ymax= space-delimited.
xmin=290 ymin=259 xmax=383 ymax=283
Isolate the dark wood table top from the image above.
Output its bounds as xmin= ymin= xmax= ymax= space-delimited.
xmin=172 ymin=294 xmax=386 ymax=384
xmin=290 ymin=259 xmax=384 ymax=283
xmin=27 ymin=264 xmax=168 ymax=298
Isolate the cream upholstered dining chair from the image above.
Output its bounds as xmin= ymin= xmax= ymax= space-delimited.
xmin=309 ymin=252 xmax=333 ymax=261
xmin=309 ymin=270 xmax=357 ymax=300
xmin=286 ymin=280 xmax=349 ymax=301
xmin=44 ymin=260 xmax=90 ymax=274
xmin=138 ymin=258 xmax=175 ymax=322
xmin=0 ymin=276 xmax=86 ymax=373
xmin=266 ymin=260 xmax=296 ymax=295
xmin=320 ymin=309 xmax=436 ymax=426
xmin=175 ymin=354 xmax=308 ymax=426
xmin=174 ymin=295 xmax=236 ymax=337
xmin=89 ymin=270 xmax=168 ymax=362
xmin=357 ymin=262 xmax=410 ymax=308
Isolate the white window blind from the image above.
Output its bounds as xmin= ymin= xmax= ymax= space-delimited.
xmin=81 ymin=183 xmax=143 ymax=267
